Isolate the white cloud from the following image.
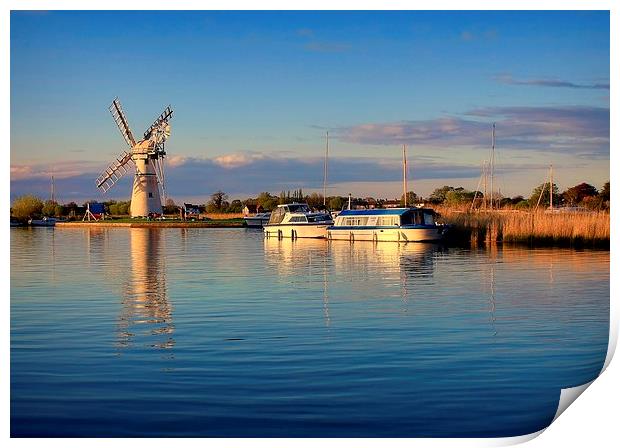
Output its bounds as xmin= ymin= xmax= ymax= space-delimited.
xmin=212 ymin=152 xmax=266 ymax=169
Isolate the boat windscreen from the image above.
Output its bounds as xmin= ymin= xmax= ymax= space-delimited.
xmin=268 ymin=207 xmax=286 ymax=224
xmin=287 ymin=204 xmax=311 ymax=213
xmin=401 ymin=210 xmax=430 ymax=226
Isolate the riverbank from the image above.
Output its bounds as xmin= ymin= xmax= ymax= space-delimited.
xmin=57 ymin=218 xmax=245 ymax=228
xmin=437 ymin=207 xmax=610 ymax=248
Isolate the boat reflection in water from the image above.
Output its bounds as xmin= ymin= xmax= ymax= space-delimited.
xmin=263 ymin=237 xmax=442 ymax=321
xmin=117 ymin=228 xmax=174 ymax=352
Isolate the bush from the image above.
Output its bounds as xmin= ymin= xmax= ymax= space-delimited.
xmin=12 ymin=195 xmax=44 ymax=221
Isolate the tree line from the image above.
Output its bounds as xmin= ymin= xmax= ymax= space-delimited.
xmin=10 ymin=180 xmax=610 ymax=221
xmin=426 ymin=181 xmax=610 ymax=210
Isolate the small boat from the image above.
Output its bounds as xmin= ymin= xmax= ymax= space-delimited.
xmin=245 ymin=212 xmax=271 ymax=228
xmin=326 ymin=208 xmax=444 ymax=242
xmin=28 ymin=217 xmax=57 ymax=227
xmin=263 ymin=203 xmax=333 ymax=239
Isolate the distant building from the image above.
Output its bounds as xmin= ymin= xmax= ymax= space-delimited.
xmin=243 ymin=204 xmax=264 ymax=216
xmin=383 ymin=200 xmax=401 ymax=208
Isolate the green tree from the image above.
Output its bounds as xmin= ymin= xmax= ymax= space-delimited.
xmin=428 ymin=186 xmax=455 ymax=204
xmin=445 ymin=189 xmax=475 ymax=206
xmin=529 ymin=183 xmax=560 ymax=208
xmin=117 ymin=201 xmax=131 ymax=215
xmin=306 ymin=192 xmax=324 ymax=209
xmin=207 ymin=190 xmax=228 ymax=212
xmin=328 ymin=196 xmax=345 ymax=211
xmin=11 ymin=195 xmax=44 ymax=221
xmin=256 ymin=192 xmax=279 ymax=211
xmin=227 ymin=199 xmax=243 ymax=213
xmin=399 ymin=191 xmax=419 ymax=207
xmin=292 ymin=188 xmax=304 ymax=201
xmin=510 ymin=195 xmax=525 ymax=205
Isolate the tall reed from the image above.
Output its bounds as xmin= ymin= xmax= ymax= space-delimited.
xmin=435 ymin=206 xmax=610 ymax=247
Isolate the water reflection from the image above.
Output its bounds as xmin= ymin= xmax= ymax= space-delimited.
xmin=263 ymin=238 xmax=332 ymax=326
xmin=117 ymin=228 xmax=174 ymax=352
xmin=486 ymin=251 xmax=498 ymax=337
xmin=263 ymin=238 xmax=442 ymax=318
xmin=86 ymin=227 xmax=106 ymax=266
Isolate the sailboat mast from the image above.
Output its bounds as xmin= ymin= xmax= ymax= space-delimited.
xmin=51 ymin=174 xmax=55 ymax=203
xmin=403 ymin=144 xmax=408 ymax=207
xmin=323 ymin=131 xmax=329 ymax=207
xmin=490 ymin=123 xmax=495 ymax=210
xmin=550 ymin=164 xmax=553 ymax=211
xmin=482 ymin=161 xmax=488 ymax=210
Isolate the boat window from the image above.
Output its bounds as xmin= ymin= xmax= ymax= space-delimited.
xmin=287 ymin=204 xmax=311 ymax=213
xmin=290 ymin=216 xmax=308 ymax=223
xmin=343 ymin=216 xmax=369 ymax=226
xmin=378 ymin=216 xmax=398 ymax=226
xmin=424 ymin=212 xmax=435 ymax=226
xmin=308 ymin=214 xmax=331 ymax=223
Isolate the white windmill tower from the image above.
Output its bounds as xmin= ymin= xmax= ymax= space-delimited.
xmin=96 ymin=98 xmax=173 ymax=217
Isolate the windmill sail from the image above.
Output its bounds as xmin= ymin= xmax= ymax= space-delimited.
xmin=109 ymin=98 xmax=136 ymax=147
xmin=96 ymin=150 xmax=134 ymax=192
xmin=153 ymin=157 xmax=167 ymax=204
xmin=143 ymin=106 xmax=173 ymax=141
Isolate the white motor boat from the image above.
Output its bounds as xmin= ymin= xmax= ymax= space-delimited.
xmin=327 ymin=208 xmax=444 ymax=242
xmin=263 ymin=203 xmax=333 ymax=239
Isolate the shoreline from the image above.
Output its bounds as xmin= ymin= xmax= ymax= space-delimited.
xmin=56 ymin=221 xmax=245 ymax=228
xmin=18 ymin=212 xmax=610 ymax=249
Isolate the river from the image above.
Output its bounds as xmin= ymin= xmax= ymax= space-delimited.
xmin=10 ymin=227 xmax=609 ymax=437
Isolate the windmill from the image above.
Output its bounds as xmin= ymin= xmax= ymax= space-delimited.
xmin=96 ymin=98 xmax=173 ymax=217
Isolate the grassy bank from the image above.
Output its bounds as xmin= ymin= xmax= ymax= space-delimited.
xmin=436 ymin=206 xmax=610 ymax=248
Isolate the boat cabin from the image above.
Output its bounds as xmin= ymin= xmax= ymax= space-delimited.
xmin=333 ymin=208 xmax=436 ymax=228
xmin=267 ymin=203 xmax=332 ymax=225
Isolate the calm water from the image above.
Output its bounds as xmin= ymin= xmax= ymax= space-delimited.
xmin=11 ymin=227 xmax=609 ymax=437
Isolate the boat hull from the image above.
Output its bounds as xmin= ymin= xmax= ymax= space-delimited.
xmin=327 ymin=227 xmax=443 ymax=242
xmin=28 ymin=219 xmax=56 ymax=227
xmin=264 ymin=224 xmax=330 ymax=239
xmin=245 ymin=217 xmax=270 ymax=228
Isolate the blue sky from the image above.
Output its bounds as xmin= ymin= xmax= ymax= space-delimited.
xmin=10 ymin=10 xmax=609 ymax=202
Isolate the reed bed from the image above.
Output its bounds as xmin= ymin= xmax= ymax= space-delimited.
xmin=435 ymin=206 xmax=610 ymax=247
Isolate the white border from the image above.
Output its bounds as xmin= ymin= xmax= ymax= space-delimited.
xmin=3 ymin=2 xmax=616 ymax=447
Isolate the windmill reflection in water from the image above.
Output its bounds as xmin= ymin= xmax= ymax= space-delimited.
xmin=117 ymin=228 xmax=174 ymax=353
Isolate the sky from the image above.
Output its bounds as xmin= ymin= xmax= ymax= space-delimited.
xmin=10 ymin=10 xmax=610 ymax=203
